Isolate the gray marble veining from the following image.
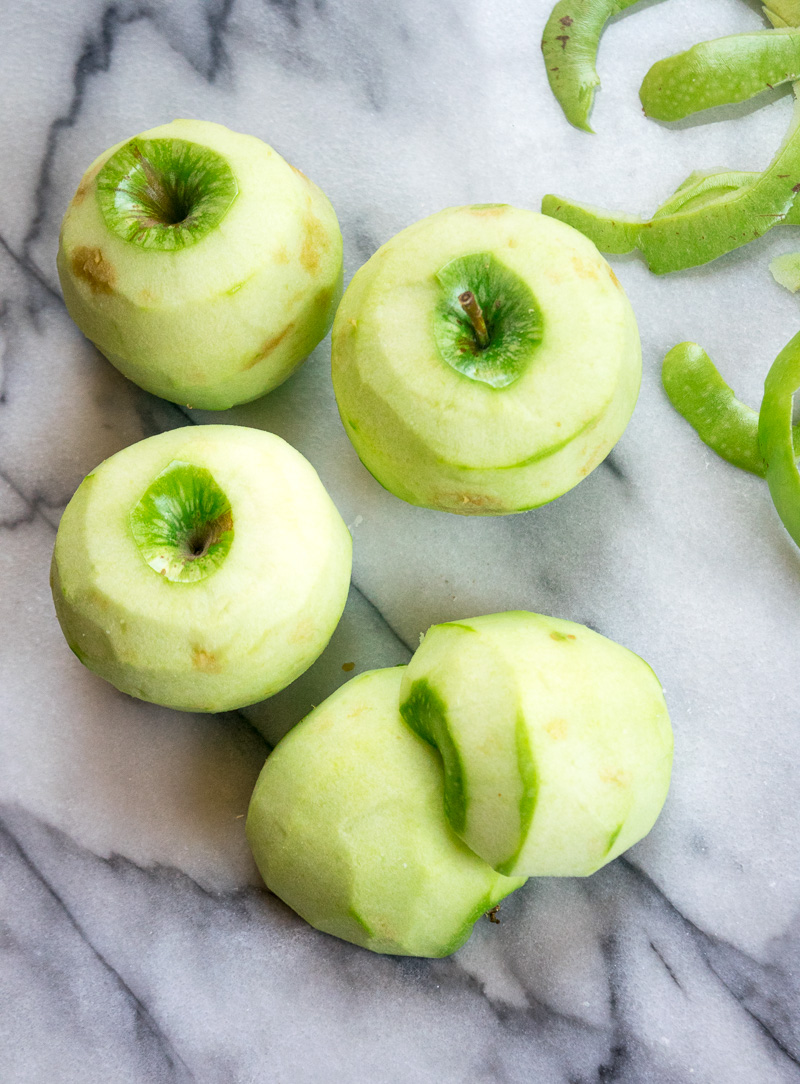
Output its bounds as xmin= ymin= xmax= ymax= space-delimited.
xmin=3 ymin=0 xmax=800 ymax=1080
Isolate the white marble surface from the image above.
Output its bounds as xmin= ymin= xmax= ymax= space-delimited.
xmin=3 ymin=0 xmax=800 ymax=1080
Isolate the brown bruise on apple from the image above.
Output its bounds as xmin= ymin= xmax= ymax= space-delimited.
xmin=314 ymin=284 xmax=334 ymax=313
xmin=243 ymin=322 xmax=296 ymax=370
xmin=70 ymin=246 xmax=117 ymax=294
xmin=571 ymin=255 xmax=600 ymax=281
xmin=438 ymin=492 xmax=505 ymax=511
xmin=86 ymin=587 xmax=110 ymax=613
xmin=289 ymin=163 xmax=312 ymax=185
xmin=545 ymin=717 xmax=569 ymax=740
xmin=288 ymin=616 xmax=317 ymax=644
xmin=579 ymin=437 xmax=611 ymax=478
xmin=72 ymin=179 xmax=92 ymax=206
xmin=599 ymin=767 xmax=632 ymax=788
xmin=72 ymin=161 xmax=104 ymax=207
xmin=192 ymin=646 xmax=222 ymax=672
xmin=467 ymin=204 xmax=510 ymax=218
xmin=300 ymin=214 xmax=328 ymax=273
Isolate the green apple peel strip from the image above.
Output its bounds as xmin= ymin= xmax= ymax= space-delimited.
xmin=640 ymin=29 xmax=800 ymax=122
xmin=541 ymin=0 xmax=646 ymax=132
xmin=764 ymin=1 xmax=800 ymax=31
xmin=543 ymin=92 xmax=800 ymax=273
xmin=759 ymin=329 xmax=800 ymax=547
xmin=541 ymin=170 xmax=770 ymax=260
xmin=662 ymin=336 xmax=800 ymax=547
xmin=543 ymin=0 xmax=800 ymax=131
xmin=661 ymin=342 xmax=800 ymax=476
xmin=771 ymin=250 xmax=800 ymax=290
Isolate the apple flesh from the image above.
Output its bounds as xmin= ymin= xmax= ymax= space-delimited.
xmin=332 ymin=205 xmax=641 ymax=514
xmin=58 ymin=119 xmax=343 ymax=410
xmin=400 ymin=612 xmax=673 ymax=877
xmin=246 ymin=667 xmax=525 ymax=957
xmin=51 ymin=425 xmax=352 ymax=712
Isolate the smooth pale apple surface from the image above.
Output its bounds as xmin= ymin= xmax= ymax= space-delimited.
xmin=51 ymin=425 xmax=351 ymax=712
xmin=332 ymin=205 xmax=641 ymax=515
xmin=57 ymin=119 xmax=343 ymax=409
xmin=246 ymin=667 xmax=525 ymax=957
xmin=400 ymin=612 xmax=673 ymax=877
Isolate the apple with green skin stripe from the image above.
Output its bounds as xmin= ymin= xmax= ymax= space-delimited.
xmin=246 ymin=667 xmax=525 ymax=957
xmin=331 ymin=205 xmax=641 ymax=515
xmin=51 ymin=425 xmax=351 ymax=712
xmin=400 ymin=612 xmax=673 ymax=878
xmin=57 ymin=119 xmax=343 ymax=410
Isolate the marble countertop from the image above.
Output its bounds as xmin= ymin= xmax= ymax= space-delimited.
xmin=4 ymin=0 xmax=800 ymax=1080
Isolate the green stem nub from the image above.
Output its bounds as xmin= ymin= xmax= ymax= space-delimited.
xmin=434 ymin=252 xmax=544 ymax=389
xmin=458 ymin=291 xmax=490 ymax=349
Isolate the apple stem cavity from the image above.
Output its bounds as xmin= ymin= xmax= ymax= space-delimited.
xmin=96 ymin=137 xmax=239 ymax=251
xmin=184 ymin=510 xmax=232 ymax=561
xmin=129 ymin=460 xmax=234 ymax=583
xmin=131 ymin=144 xmax=187 ymax=227
xmin=434 ymin=253 xmax=543 ymax=389
xmin=458 ymin=290 xmax=490 ymax=349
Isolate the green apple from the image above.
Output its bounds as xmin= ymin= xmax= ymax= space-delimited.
xmin=400 ymin=612 xmax=673 ymax=877
xmin=246 ymin=667 xmax=525 ymax=957
xmin=51 ymin=425 xmax=351 ymax=712
xmin=331 ymin=205 xmax=641 ymax=514
xmin=57 ymin=119 xmax=343 ymax=410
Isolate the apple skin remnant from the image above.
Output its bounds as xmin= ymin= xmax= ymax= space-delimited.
xmin=51 ymin=425 xmax=352 ymax=712
xmin=57 ymin=119 xmax=343 ymax=410
xmin=400 ymin=612 xmax=673 ymax=878
xmin=331 ymin=205 xmax=641 ymax=515
xmin=246 ymin=667 xmax=525 ymax=957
